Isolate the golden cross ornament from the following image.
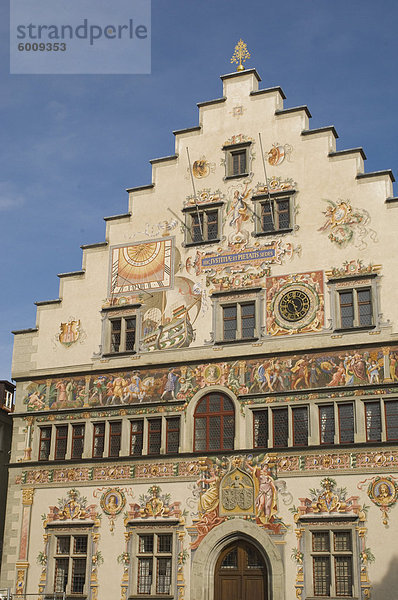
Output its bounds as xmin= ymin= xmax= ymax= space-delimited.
xmin=231 ymin=39 xmax=251 ymax=72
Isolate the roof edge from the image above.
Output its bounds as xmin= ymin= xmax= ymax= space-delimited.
xmin=34 ymin=299 xmax=62 ymax=307
xmin=57 ymin=270 xmax=85 ymax=278
xmin=220 ymin=68 xmax=261 ymax=82
xmin=301 ymin=126 xmax=338 ymax=139
xmin=329 ymin=148 xmax=367 ymax=161
xmin=173 ymin=125 xmax=201 ymax=137
xmin=275 ymin=105 xmax=312 ymax=119
xmin=197 ymin=97 xmax=226 ymax=108
xmin=250 ymin=86 xmax=286 ymax=100
xmin=149 ymin=154 xmax=178 ymax=165
xmin=356 ymin=170 xmax=395 ymax=183
xmin=126 ymin=184 xmax=154 ymax=193
xmin=80 ymin=241 xmax=108 ymax=250
xmin=103 ymin=212 xmax=131 ymax=222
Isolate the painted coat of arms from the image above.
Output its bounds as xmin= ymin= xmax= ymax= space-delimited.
xmin=59 ymin=319 xmax=80 ymax=346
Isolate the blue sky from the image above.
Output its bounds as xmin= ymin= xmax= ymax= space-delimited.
xmin=1 ymin=0 xmax=397 ymax=379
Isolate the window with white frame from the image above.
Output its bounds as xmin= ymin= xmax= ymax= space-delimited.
xmin=4 ymin=390 xmax=13 ymax=410
xmin=223 ymin=142 xmax=251 ymax=179
xmin=52 ymin=533 xmax=89 ymax=596
xmin=132 ymin=532 xmax=174 ymax=597
xmin=252 ymin=190 xmax=295 ymax=235
xmin=329 ymin=276 xmax=378 ymax=331
xmin=183 ymin=204 xmax=221 ymax=246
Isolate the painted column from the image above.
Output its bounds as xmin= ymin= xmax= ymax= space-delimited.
xmin=15 ymin=488 xmax=34 ymax=595
xmin=23 ymin=417 xmax=34 ymax=461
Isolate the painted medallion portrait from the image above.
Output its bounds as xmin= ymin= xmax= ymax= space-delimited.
xmin=368 ymin=477 xmax=398 ymax=507
xmin=100 ymin=488 xmax=126 ymax=515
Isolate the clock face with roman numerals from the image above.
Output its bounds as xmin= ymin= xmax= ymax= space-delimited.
xmin=278 ymin=289 xmax=311 ymax=322
xmin=110 ymin=238 xmax=173 ymax=294
xmin=272 ymin=283 xmax=319 ymax=331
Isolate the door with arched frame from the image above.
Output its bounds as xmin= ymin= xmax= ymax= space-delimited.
xmin=214 ymin=540 xmax=268 ymax=600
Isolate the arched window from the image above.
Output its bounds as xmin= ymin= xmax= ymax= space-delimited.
xmin=194 ymin=393 xmax=235 ymax=452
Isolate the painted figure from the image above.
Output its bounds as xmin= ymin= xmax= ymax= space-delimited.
xmin=227 ymin=188 xmax=250 ymax=234
xmin=197 ymin=467 xmax=220 ymax=515
xmin=247 ymin=462 xmax=277 ymax=523
xmin=161 ymin=368 xmax=178 ymax=400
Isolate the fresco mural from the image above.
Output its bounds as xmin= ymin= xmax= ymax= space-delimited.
xmin=358 ymin=475 xmax=398 ymax=526
xmin=266 ymin=142 xmax=293 ymax=165
xmin=23 ymin=345 xmax=396 ymax=411
xmin=266 ymin=271 xmax=324 ymax=335
xmin=125 ymin=485 xmax=182 ymax=520
xmin=110 ymin=238 xmax=174 ymax=295
xmin=188 ymin=454 xmax=289 ymax=550
xmin=319 ymin=199 xmax=377 ymax=250
xmin=290 ymin=478 xmax=372 ymax=600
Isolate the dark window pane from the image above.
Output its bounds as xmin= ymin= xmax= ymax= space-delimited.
xmin=74 ymin=536 xmax=87 ymax=554
xmin=335 ymin=556 xmax=352 ymax=596
xmin=247 ymin=547 xmax=263 ymax=569
xmin=194 ymin=394 xmax=235 ymax=452
xmin=125 ymin=318 xmax=136 ymax=351
xmin=206 ymin=210 xmax=218 ymax=240
xmin=130 ymin=420 xmax=144 ymax=455
xmin=223 ymin=305 xmax=237 ymax=340
xmin=365 ymin=402 xmax=381 ymax=442
xmin=71 ymin=424 xmax=85 ymax=459
xmin=209 ymin=395 xmax=221 ymax=413
xmin=273 ymin=408 xmax=288 ymax=447
xmin=292 ymin=407 xmax=308 ymax=446
xmin=55 ymin=425 xmax=68 ymax=460
xmin=93 ymin=422 xmax=105 ymax=458
xmin=357 ymin=289 xmax=372 ymax=326
xmin=339 ymin=291 xmax=354 ymax=328
xmin=194 ymin=417 xmax=206 ymax=451
xmin=148 ymin=418 xmax=161 ymax=454
xmin=386 ymin=400 xmax=398 ymax=440
xmin=191 ymin=213 xmax=204 ymax=243
xmin=166 ymin=417 xmax=180 ymax=453
xmin=111 ymin=319 xmax=121 ymax=352
xmin=334 ymin=531 xmax=351 ymax=552
xmin=232 ymin=150 xmax=246 ymax=175
xmin=209 ymin=416 xmax=221 ymax=450
xmin=109 ymin=421 xmax=121 ymax=457
xmin=223 ymin=415 xmax=234 ymax=450
xmin=71 ymin=558 xmax=86 ymax=594
xmin=156 ymin=558 xmax=172 ymax=594
xmin=39 ymin=427 xmax=52 ymax=461
xmin=54 ymin=558 xmax=69 ymax=593
xmin=138 ymin=558 xmax=152 ymax=594
xmin=312 ymin=532 xmax=330 ymax=552
xmin=313 ymin=556 xmax=330 ymax=596
xmin=221 ymin=548 xmax=238 ymax=569
xmin=139 ymin=535 xmax=154 ymax=553
xmin=277 ymin=199 xmax=290 ymax=229
xmin=56 ymin=537 xmax=70 ymax=555
xmin=338 ymin=403 xmax=354 ymax=443
xmin=261 ymin=202 xmax=274 ymax=232
xmin=253 ymin=410 xmax=268 ymax=448
xmin=241 ymin=302 xmax=255 ymax=338
xmin=158 ymin=534 xmax=172 ymax=553
xmin=320 ymin=405 xmax=335 ymax=445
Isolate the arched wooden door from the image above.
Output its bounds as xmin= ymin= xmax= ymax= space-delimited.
xmin=214 ymin=540 xmax=268 ymax=600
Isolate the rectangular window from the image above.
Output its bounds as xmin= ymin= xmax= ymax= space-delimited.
xmin=223 ymin=144 xmax=250 ymax=178
xmin=148 ymin=418 xmax=162 ymax=455
xmin=136 ymin=533 xmax=173 ymax=596
xmin=260 ymin=198 xmax=291 ymax=233
xmin=130 ymin=420 xmax=144 ymax=456
xmin=385 ymin=400 xmax=398 ymax=441
xmin=4 ymin=390 xmax=13 ymax=410
xmin=93 ymin=422 xmax=105 ymax=458
xmin=54 ymin=535 xmax=88 ymax=595
xmin=109 ymin=421 xmax=122 ymax=457
xmin=292 ymin=406 xmax=308 ymax=447
xmin=109 ymin=316 xmax=136 ymax=354
xmin=187 ymin=208 xmax=219 ymax=244
xmin=319 ymin=405 xmax=335 ymax=445
xmin=338 ymin=403 xmax=354 ymax=444
xmin=222 ymin=301 xmax=256 ymax=341
xmin=311 ymin=530 xmax=353 ymax=597
xmin=55 ymin=425 xmax=68 ymax=461
xmin=273 ymin=408 xmax=288 ymax=447
xmin=365 ymin=402 xmax=381 ymax=442
xmin=253 ymin=410 xmax=268 ymax=448
xmin=166 ymin=417 xmax=180 ymax=454
xmin=39 ymin=426 xmax=52 ymax=461
xmin=71 ymin=424 xmax=85 ymax=460
xmin=337 ymin=287 xmax=373 ymax=329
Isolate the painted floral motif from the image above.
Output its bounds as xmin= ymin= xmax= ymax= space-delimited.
xmin=358 ymin=475 xmax=398 ymax=526
xmin=267 ymin=142 xmax=293 ymax=166
xmin=184 ymin=188 xmax=222 ymax=208
xmin=319 ymin=199 xmax=377 ymax=249
xmin=126 ymin=485 xmax=181 ymax=520
xmin=189 ymin=455 xmax=289 ymax=550
xmin=255 ymin=176 xmax=296 ymax=194
xmin=326 ymin=259 xmax=381 ymax=279
xmin=44 ymin=488 xmax=98 ymax=524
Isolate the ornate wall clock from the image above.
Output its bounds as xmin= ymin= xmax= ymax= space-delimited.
xmin=272 ymin=283 xmax=319 ymax=331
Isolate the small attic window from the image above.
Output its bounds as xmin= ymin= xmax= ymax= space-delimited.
xmin=223 ymin=141 xmax=251 ymax=179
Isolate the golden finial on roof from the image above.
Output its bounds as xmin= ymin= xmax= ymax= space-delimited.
xmin=231 ymin=39 xmax=251 ymax=72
